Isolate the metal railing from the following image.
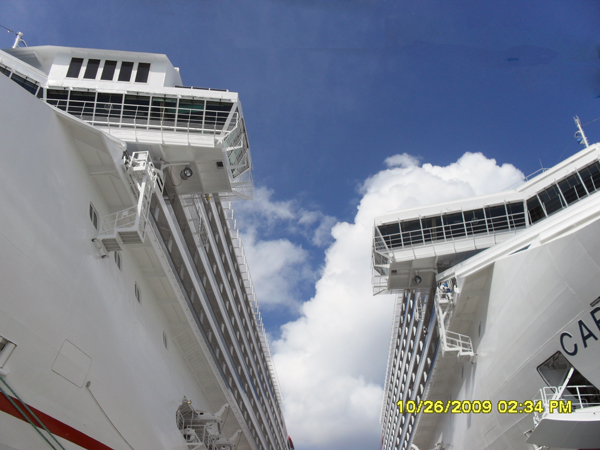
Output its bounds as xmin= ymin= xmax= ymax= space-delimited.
xmin=220 ymin=201 xmax=284 ymax=409
xmin=374 ymin=210 xmax=527 ymax=253
xmin=46 ymin=98 xmax=238 ymax=135
xmin=533 ymin=385 xmax=600 ymax=426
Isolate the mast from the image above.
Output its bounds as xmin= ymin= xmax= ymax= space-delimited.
xmin=574 ymin=115 xmax=589 ymax=147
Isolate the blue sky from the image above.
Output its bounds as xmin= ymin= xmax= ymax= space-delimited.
xmin=3 ymin=1 xmax=600 ymax=449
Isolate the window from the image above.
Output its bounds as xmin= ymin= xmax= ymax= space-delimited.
xmin=66 ymin=57 xmax=84 ymax=78
xmin=10 ymin=73 xmax=39 ymax=95
xmin=101 ymin=60 xmax=117 ymax=80
xmin=134 ymin=282 xmax=141 ymax=303
xmin=135 ymin=63 xmax=151 ymax=83
xmin=118 ymin=61 xmax=134 ymax=82
xmin=89 ymin=203 xmax=98 ymax=230
xmin=114 ymin=251 xmax=122 ymax=270
xmin=83 ymin=59 xmax=101 ymax=79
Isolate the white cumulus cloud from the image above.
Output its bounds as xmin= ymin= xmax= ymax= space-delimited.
xmin=271 ymin=152 xmax=524 ymax=450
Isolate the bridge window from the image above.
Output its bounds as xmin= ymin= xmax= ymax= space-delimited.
xmin=401 ymin=220 xmax=423 ymax=246
xmin=558 ymin=174 xmax=587 ymax=205
xmin=538 ymin=184 xmax=565 ymax=216
xmin=421 ymin=216 xmax=443 ymax=243
xmin=527 ymin=196 xmax=545 ymax=224
xmin=443 ymin=212 xmax=466 ymax=238
xmin=464 ymin=209 xmax=486 ymax=235
xmin=578 ymin=161 xmax=600 ymax=194
xmin=485 ymin=205 xmax=509 ymax=232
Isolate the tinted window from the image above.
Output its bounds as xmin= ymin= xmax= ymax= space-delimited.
xmin=83 ymin=59 xmax=101 ymax=79
xmin=401 ymin=220 xmax=423 ymax=246
xmin=378 ymin=223 xmax=401 ymax=248
xmin=559 ymin=174 xmax=587 ymax=205
xmin=485 ymin=205 xmax=508 ymax=231
xmin=527 ymin=196 xmax=545 ymax=224
xmin=538 ymin=184 xmax=565 ymax=216
xmin=463 ymin=209 xmax=486 ymax=235
xmin=421 ymin=216 xmax=444 ymax=242
xmin=101 ymin=60 xmax=117 ymax=80
xmin=506 ymin=202 xmax=526 ymax=229
xmin=118 ymin=61 xmax=134 ymax=81
xmin=135 ymin=63 xmax=151 ymax=83
xmin=66 ymin=57 xmax=84 ymax=78
xmin=443 ymin=212 xmax=466 ymax=238
xmin=10 ymin=73 xmax=38 ymax=94
xmin=579 ymin=162 xmax=600 ymax=194
xmin=0 ymin=65 xmax=11 ymax=76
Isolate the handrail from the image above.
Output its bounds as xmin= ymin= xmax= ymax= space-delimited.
xmin=45 ymin=98 xmax=239 ymax=135
xmin=374 ymin=211 xmax=527 ymax=253
xmin=533 ymin=384 xmax=600 ymax=426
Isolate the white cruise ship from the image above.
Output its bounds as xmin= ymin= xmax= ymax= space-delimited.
xmin=373 ymin=124 xmax=600 ymax=450
xmin=0 ymin=38 xmax=292 ymax=450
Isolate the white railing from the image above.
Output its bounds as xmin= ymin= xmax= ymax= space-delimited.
xmin=434 ymin=281 xmax=474 ymax=361
xmin=46 ymin=98 xmax=238 ymax=136
xmin=220 ymin=201 xmax=284 ymax=409
xmin=533 ymin=384 xmax=600 ymax=427
xmin=373 ymin=210 xmax=527 ymax=253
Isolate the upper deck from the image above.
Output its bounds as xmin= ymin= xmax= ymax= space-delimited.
xmin=0 ymin=45 xmax=252 ymax=199
xmin=373 ymin=142 xmax=600 ymax=294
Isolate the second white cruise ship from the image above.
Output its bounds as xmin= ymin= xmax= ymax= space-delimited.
xmin=373 ymin=122 xmax=600 ymax=450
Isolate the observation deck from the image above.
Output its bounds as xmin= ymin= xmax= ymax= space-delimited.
xmin=0 ymin=45 xmax=252 ymax=200
xmin=372 ymin=142 xmax=600 ymax=294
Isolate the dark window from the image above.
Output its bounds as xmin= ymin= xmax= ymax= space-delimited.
xmin=463 ymin=209 xmax=486 ymax=235
xmin=177 ymin=98 xmax=204 ymax=129
xmin=150 ymin=96 xmax=177 ymax=128
xmin=68 ymin=91 xmax=96 ymax=118
xmin=96 ymin=92 xmax=123 ymax=122
xmin=506 ymin=202 xmax=526 ymax=229
xmin=118 ymin=61 xmax=134 ymax=82
xmin=443 ymin=212 xmax=466 ymax=238
xmin=401 ymin=220 xmax=423 ymax=246
xmin=10 ymin=73 xmax=38 ymax=95
xmin=101 ymin=60 xmax=117 ymax=80
xmin=46 ymin=89 xmax=69 ymax=110
xmin=485 ymin=204 xmax=509 ymax=231
xmin=526 ymin=196 xmax=545 ymax=224
xmin=578 ymin=162 xmax=600 ymax=194
xmin=421 ymin=216 xmax=444 ymax=242
xmin=378 ymin=223 xmax=401 ymax=249
xmin=559 ymin=174 xmax=588 ymax=205
xmin=0 ymin=65 xmax=11 ymax=76
xmin=538 ymin=184 xmax=565 ymax=216
xmin=83 ymin=59 xmax=101 ymax=79
xmin=66 ymin=57 xmax=84 ymax=78
xmin=205 ymin=101 xmax=233 ymax=132
xmin=135 ymin=63 xmax=151 ymax=83
xmin=123 ymin=94 xmax=150 ymax=125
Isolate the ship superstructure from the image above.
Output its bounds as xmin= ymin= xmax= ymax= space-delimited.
xmin=0 ymin=43 xmax=290 ymax=450
xmin=373 ymin=136 xmax=600 ymax=449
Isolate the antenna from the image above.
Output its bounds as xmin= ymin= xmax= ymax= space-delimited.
xmin=12 ymin=31 xmax=24 ymax=49
xmin=574 ymin=116 xmax=589 ymax=147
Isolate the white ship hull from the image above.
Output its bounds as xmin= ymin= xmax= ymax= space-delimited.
xmin=0 ymin=45 xmax=289 ymax=450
